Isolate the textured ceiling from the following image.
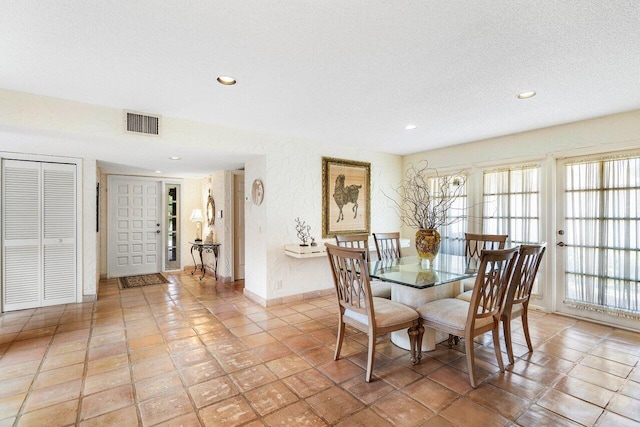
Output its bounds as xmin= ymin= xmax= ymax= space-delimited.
xmin=1 ymin=1 xmax=639 ymax=176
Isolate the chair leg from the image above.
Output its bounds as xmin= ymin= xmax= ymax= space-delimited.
xmin=447 ymin=334 xmax=455 ymax=348
xmin=464 ymin=334 xmax=478 ymax=388
xmin=408 ymin=326 xmax=419 ymax=365
xmin=503 ymin=316 xmax=514 ymax=365
xmin=365 ymin=333 xmax=376 ymax=382
xmin=334 ymin=319 xmax=345 ymax=361
xmin=492 ymin=323 xmax=505 ymax=372
xmin=522 ymin=310 xmax=533 ymax=353
xmin=416 ymin=323 xmax=424 ymax=363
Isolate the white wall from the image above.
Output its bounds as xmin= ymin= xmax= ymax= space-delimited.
xmin=207 ymin=171 xmax=234 ymax=280
xmin=404 ymin=110 xmax=640 ymax=170
xmin=263 ymin=149 xmax=402 ymax=302
xmin=82 ymin=159 xmax=97 ymax=298
xmin=0 ymin=89 xmax=403 ymax=303
xmin=244 ymin=156 xmax=268 ymax=302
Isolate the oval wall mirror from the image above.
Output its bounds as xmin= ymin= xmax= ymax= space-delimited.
xmin=251 ymin=179 xmax=264 ymax=206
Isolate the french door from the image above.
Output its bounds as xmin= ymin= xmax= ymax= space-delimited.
xmin=108 ymin=176 xmax=162 ymax=277
xmin=556 ymin=153 xmax=640 ymax=330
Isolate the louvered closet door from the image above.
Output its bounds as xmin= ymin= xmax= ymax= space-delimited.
xmin=2 ymin=160 xmax=42 ymax=311
xmin=42 ymin=163 xmax=76 ymax=306
xmin=1 ymin=160 xmax=77 ymax=311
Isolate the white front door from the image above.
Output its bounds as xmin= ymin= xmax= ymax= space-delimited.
xmin=108 ymin=176 xmax=162 ymax=277
xmin=556 ymin=154 xmax=640 ymax=330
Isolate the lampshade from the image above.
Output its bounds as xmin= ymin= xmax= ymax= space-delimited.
xmin=189 ymin=209 xmax=205 ymax=222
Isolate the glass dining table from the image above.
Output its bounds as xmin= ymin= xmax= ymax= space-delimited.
xmin=369 ymin=254 xmax=478 ymax=351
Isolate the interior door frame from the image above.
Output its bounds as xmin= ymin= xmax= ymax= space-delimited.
xmin=107 ymin=175 xmax=164 ymax=278
xmin=0 ymin=152 xmax=84 ymax=312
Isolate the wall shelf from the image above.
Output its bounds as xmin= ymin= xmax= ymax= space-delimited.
xmin=284 ymin=244 xmax=327 ymax=259
xmin=284 ymin=238 xmax=410 ymax=259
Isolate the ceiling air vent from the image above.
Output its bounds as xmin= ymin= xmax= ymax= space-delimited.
xmin=124 ymin=110 xmax=161 ymax=136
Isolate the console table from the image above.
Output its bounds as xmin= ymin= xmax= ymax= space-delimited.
xmin=189 ymin=241 xmax=221 ymax=280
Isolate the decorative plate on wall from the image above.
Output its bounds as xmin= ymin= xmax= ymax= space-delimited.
xmin=251 ymin=179 xmax=264 ymax=205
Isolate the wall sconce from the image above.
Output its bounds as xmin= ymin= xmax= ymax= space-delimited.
xmin=189 ymin=209 xmax=205 ymax=242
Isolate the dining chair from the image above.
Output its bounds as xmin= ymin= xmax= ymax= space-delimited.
xmin=325 ymin=243 xmax=422 ymax=382
xmin=372 ymin=232 xmax=402 ymax=260
xmin=501 ymin=243 xmax=546 ymax=364
xmin=416 ymin=247 xmax=518 ymax=388
xmin=461 ymin=233 xmax=509 ymax=292
xmin=335 ymin=234 xmax=391 ymax=299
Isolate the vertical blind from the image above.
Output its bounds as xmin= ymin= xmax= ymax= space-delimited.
xmin=564 ymin=155 xmax=640 ymax=316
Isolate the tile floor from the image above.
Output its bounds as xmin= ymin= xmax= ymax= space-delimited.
xmin=0 ymin=271 xmax=639 ymax=426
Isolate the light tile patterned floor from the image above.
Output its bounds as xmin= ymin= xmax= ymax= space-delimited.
xmin=0 ymin=271 xmax=639 ymax=426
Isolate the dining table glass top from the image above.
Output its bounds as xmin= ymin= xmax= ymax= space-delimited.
xmin=368 ymin=254 xmax=478 ymax=289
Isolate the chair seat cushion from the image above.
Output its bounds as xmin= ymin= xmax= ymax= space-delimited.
xmin=370 ymin=279 xmax=392 ymax=299
xmin=456 ymin=290 xmax=473 ymax=302
xmin=504 ymin=302 xmax=524 ymax=315
xmin=345 ymin=297 xmax=418 ymax=328
xmin=461 ymin=277 xmax=476 ymax=292
xmin=457 ymin=291 xmax=524 ymax=315
xmin=417 ymin=298 xmax=493 ymax=330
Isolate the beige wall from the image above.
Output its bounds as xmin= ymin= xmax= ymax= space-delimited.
xmin=404 ymin=110 xmax=640 ymax=170
xmin=402 ymin=109 xmax=640 ymax=311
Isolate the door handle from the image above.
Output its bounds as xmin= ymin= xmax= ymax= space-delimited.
xmin=557 ymin=241 xmax=566 ymax=247
xmin=156 ymin=230 xmax=161 ymax=234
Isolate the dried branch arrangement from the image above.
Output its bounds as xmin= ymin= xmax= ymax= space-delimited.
xmin=295 ymin=217 xmax=312 ymax=246
xmin=383 ymin=161 xmax=467 ymax=230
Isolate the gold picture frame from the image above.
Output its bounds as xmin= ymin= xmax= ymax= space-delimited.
xmin=322 ymin=157 xmax=371 ymax=238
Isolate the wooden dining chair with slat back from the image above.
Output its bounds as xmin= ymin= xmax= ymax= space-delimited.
xmin=461 ymin=233 xmax=509 ymax=292
xmin=502 ymin=243 xmax=546 ymax=364
xmin=325 ymin=243 xmax=421 ymax=382
xmin=335 ymin=234 xmax=391 ymax=299
xmin=372 ymin=232 xmax=402 ymax=260
xmin=417 ymin=247 xmax=518 ymax=388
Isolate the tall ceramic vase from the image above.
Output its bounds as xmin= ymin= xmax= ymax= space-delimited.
xmin=415 ymin=228 xmax=441 ymax=264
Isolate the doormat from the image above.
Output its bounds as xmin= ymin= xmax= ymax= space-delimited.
xmin=119 ymin=273 xmax=169 ymax=289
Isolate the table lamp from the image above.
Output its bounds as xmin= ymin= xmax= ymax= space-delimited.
xmin=190 ymin=209 xmax=205 ymax=242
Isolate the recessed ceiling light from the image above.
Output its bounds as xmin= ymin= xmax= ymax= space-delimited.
xmin=169 ymin=156 xmax=181 ymax=160
xmin=405 ymin=124 xmax=417 ymax=130
xmin=217 ymin=76 xmax=237 ymax=85
xmin=517 ymin=91 xmax=536 ymax=99
xmin=155 ymin=170 xmax=162 ymax=174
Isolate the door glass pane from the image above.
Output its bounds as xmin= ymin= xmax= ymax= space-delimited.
xmin=563 ymin=156 xmax=640 ymax=315
xmin=166 ymin=185 xmax=180 ymax=269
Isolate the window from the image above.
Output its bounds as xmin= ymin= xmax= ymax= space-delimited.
xmin=433 ymin=175 xmax=468 ymax=256
xmin=482 ymin=165 xmax=541 ymax=245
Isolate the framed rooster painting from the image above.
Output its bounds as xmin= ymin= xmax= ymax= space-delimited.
xmin=322 ymin=157 xmax=370 ymax=238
